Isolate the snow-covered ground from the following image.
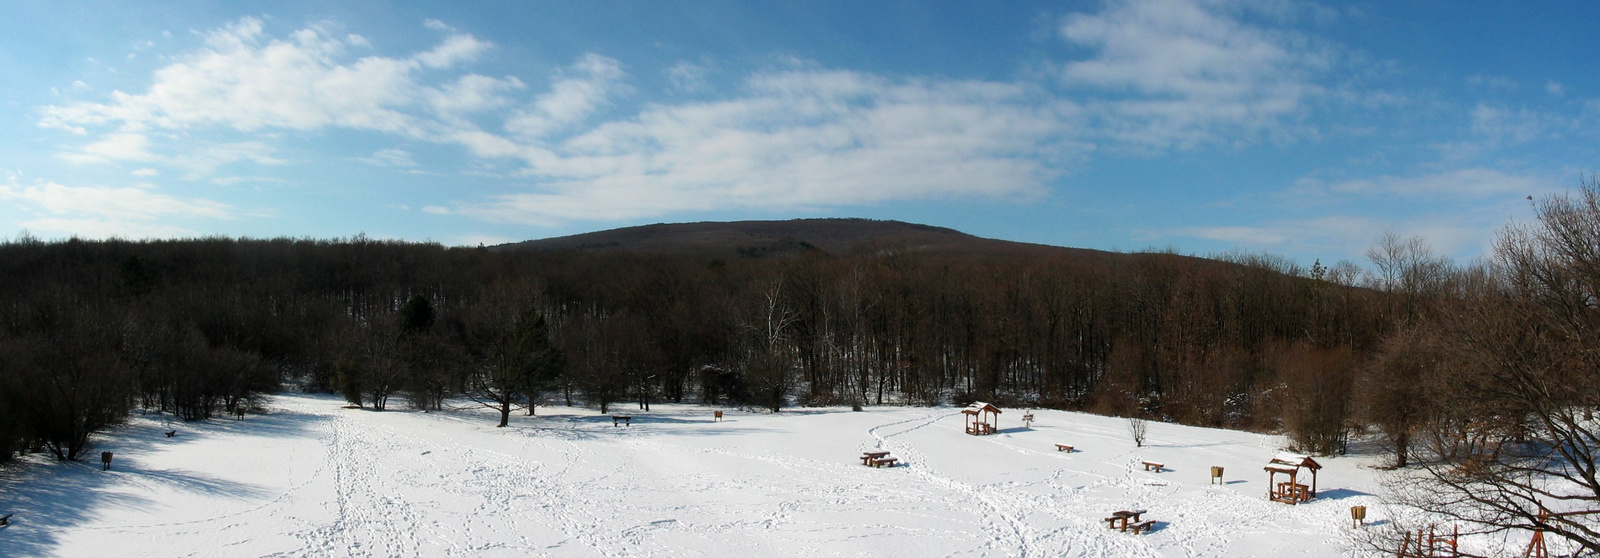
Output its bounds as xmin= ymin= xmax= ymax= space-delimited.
xmin=1 ymin=393 xmax=1400 ymax=557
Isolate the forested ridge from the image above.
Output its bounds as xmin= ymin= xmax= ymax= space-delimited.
xmin=0 ymin=222 xmax=1396 ymax=461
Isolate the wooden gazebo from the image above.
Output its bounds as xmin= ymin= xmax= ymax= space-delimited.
xmin=963 ymin=402 xmax=1001 ymax=436
xmin=1264 ymin=452 xmax=1322 ymax=504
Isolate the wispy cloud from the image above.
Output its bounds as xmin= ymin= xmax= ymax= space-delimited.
xmin=666 ymin=61 xmax=711 ymax=93
xmin=359 ymin=148 xmax=419 ymax=168
xmin=1469 ymin=104 xmax=1561 ymax=144
xmin=1174 ymin=215 xmax=1490 ymax=261
xmin=26 ymin=6 xmax=1429 ymax=235
xmin=1301 ymin=168 xmax=1555 ymax=199
xmin=0 ymin=176 xmax=236 ymax=238
xmin=452 ymin=70 xmax=1084 ymax=225
xmin=1057 ymin=0 xmax=1332 ymax=149
xmin=505 ymin=54 xmax=626 ymax=140
xmin=40 ymin=17 xmax=504 ymax=151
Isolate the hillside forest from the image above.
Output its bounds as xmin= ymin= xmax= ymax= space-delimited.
xmin=3 ymin=181 xmax=1599 ymax=551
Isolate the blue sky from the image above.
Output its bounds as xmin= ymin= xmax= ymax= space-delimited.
xmin=3 ymin=1 xmax=1596 ymax=266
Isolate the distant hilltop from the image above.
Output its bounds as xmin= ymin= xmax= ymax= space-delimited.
xmin=493 ymin=218 xmax=1122 ymax=263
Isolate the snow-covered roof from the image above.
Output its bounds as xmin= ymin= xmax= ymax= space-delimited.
xmin=962 ymin=402 xmax=1001 ymax=414
xmin=1269 ymin=452 xmax=1322 ymax=469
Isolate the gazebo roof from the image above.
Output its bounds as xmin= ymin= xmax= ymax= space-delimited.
xmin=962 ymin=402 xmax=1002 ymax=415
xmin=1269 ymin=452 xmax=1322 ymax=470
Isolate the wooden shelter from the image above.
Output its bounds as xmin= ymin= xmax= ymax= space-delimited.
xmin=963 ymin=402 xmax=1001 ymax=435
xmin=1264 ymin=452 xmax=1321 ymax=504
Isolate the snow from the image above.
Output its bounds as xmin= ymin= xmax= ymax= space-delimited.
xmin=0 ymin=393 xmax=1397 ymax=557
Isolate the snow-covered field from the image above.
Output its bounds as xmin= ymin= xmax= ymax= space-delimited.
xmin=1 ymin=393 xmax=1397 ymax=557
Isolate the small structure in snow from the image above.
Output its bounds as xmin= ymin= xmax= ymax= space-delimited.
xmin=962 ymin=402 xmax=1001 ymax=436
xmin=1264 ymin=452 xmax=1321 ymax=504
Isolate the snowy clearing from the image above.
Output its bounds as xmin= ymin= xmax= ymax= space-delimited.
xmin=1 ymin=393 xmax=1402 ymax=557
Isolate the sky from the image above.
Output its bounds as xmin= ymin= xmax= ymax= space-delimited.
xmin=2 ymin=0 xmax=1596 ymax=266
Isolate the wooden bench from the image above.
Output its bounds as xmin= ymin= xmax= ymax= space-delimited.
xmin=165 ymin=430 xmax=176 ymax=437
xmin=861 ymin=451 xmax=890 ymax=465
xmin=611 ymin=416 xmax=632 ymax=427
xmin=0 ymin=513 xmax=12 ymax=526
xmin=1142 ymin=461 xmax=1163 ymax=472
xmin=1055 ymin=443 xmax=1073 ymax=452
xmin=1129 ymin=519 xmax=1155 ymax=534
xmin=870 ymin=457 xmax=898 ymax=468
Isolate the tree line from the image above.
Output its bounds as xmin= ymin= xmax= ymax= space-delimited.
xmin=1 ymin=181 xmax=1597 ymax=552
xmin=0 ymin=228 xmax=1386 ymax=458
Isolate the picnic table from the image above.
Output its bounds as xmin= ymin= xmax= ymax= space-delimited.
xmin=1105 ymin=509 xmax=1147 ymax=531
xmin=1274 ymin=481 xmax=1311 ymax=503
xmin=860 ymin=451 xmax=890 ymax=465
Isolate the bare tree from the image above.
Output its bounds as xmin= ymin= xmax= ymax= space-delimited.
xmin=1128 ymin=417 xmax=1148 ymax=447
xmin=1386 ymin=179 xmax=1600 ymax=553
xmin=1358 ymin=326 xmax=1441 ymax=468
xmin=744 ymin=279 xmax=798 ymax=412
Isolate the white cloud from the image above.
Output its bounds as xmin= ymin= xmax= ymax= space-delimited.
xmin=1180 ymin=225 xmax=1289 ymax=244
xmin=171 ymin=142 xmax=287 ymax=178
xmin=666 ymin=61 xmax=710 ymax=93
xmin=59 ymin=132 xmax=158 ymax=164
xmin=1466 ymin=74 xmax=1518 ymax=90
xmin=361 ymin=148 xmax=419 ymax=167
xmin=39 ymin=17 xmax=500 ymax=181
xmin=415 ymin=34 xmax=491 ymax=69
xmin=1302 ymin=168 xmax=1553 ymax=199
xmin=1176 ymin=215 xmax=1488 ymax=261
xmin=453 ymin=234 xmax=513 ymax=247
xmin=505 ymin=54 xmax=626 ymax=139
xmin=453 ymin=69 xmax=1084 ymax=225
xmin=132 ymin=168 xmax=159 ymax=177
xmin=1471 ymin=104 xmax=1555 ymax=144
xmin=1545 ymin=80 xmax=1565 ymax=97
xmin=428 ymin=74 xmax=525 ymax=116
xmin=0 ymin=175 xmax=235 ymax=223
xmin=39 ymin=17 xmax=493 ymax=139
xmin=1057 ymin=0 xmax=1331 ymax=148
xmin=15 ymin=217 xmax=201 ymax=239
